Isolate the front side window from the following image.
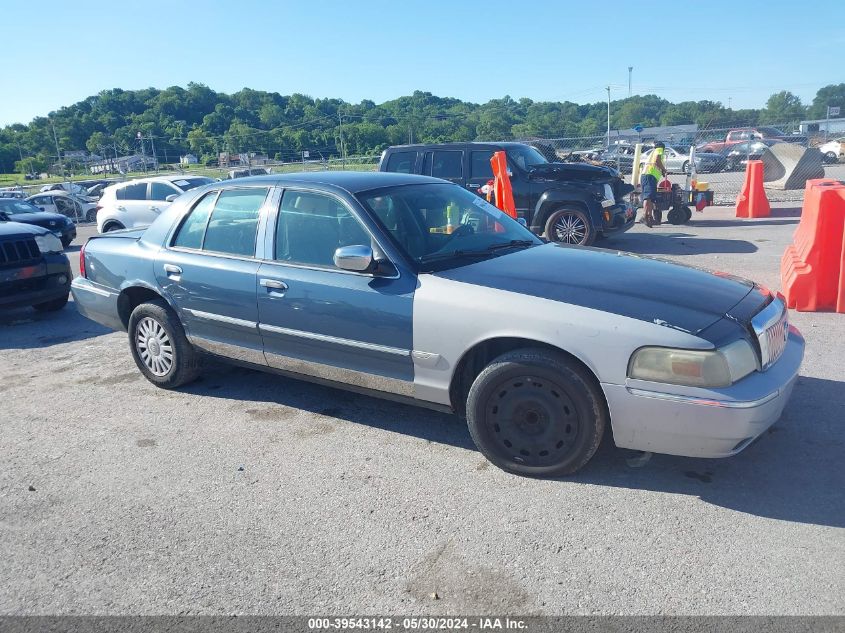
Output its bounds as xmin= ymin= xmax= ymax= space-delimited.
xmin=275 ymin=190 xmax=371 ymax=268
xmin=505 ymin=145 xmax=548 ymax=170
xmin=0 ymin=200 xmax=39 ymax=215
xmin=150 ymin=182 xmax=180 ymax=201
xmin=357 ymin=183 xmax=540 ymax=269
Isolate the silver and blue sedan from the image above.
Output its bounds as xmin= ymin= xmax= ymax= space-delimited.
xmin=71 ymin=172 xmax=803 ymax=476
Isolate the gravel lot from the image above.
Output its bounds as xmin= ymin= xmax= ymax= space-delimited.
xmin=1 ymin=205 xmax=843 ymax=616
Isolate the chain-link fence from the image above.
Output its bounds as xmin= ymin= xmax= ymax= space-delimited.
xmin=526 ymin=123 xmax=844 ymax=205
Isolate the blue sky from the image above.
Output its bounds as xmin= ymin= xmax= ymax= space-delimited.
xmin=3 ymin=0 xmax=843 ymax=126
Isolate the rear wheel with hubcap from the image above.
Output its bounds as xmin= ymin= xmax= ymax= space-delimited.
xmin=544 ymin=207 xmax=595 ymax=246
xmin=466 ymin=348 xmax=607 ymax=477
xmin=128 ymin=299 xmax=201 ymax=388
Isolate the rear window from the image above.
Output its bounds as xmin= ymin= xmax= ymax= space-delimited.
xmin=385 ymin=151 xmax=416 ymax=174
xmin=172 ymin=177 xmax=214 ymax=192
xmin=202 ymin=189 xmax=268 ymax=256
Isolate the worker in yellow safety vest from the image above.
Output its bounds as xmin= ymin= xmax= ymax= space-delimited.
xmin=640 ymin=142 xmax=667 ymax=228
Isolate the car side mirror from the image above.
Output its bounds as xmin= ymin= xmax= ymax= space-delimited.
xmin=165 ymin=194 xmax=179 ymax=202
xmin=517 ymin=217 xmax=527 ymax=227
xmin=334 ymin=245 xmax=375 ymax=273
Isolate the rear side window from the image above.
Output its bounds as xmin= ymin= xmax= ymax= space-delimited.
xmin=385 ymin=151 xmax=416 ymax=173
xmin=172 ymin=192 xmax=216 ymax=250
xmin=202 ymin=189 xmax=268 ymax=256
xmin=117 ymin=182 xmax=147 ymax=200
xmin=431 ymin=151 xmax=462 ymax=179
xmin=470 ymin=151 xmax=494 ymax=179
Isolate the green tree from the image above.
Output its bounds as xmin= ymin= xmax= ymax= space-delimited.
xmin=760 ymin=91 xmax=806 ymax=124
xmin=807 ymin=83 xmax=845 ymax=120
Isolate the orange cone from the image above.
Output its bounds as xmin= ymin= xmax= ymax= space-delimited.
xmin=736 ymin=160 xmax=770 ymax=218
xmin=490 ymin=151 xmax=517 ymax=219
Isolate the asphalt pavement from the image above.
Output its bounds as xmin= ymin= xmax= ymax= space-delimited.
xmin=0 ymin=206 xmax=843 ymax=616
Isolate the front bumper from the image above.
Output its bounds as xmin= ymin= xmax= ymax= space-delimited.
xmin=70 ymin=276 xmax=124 ymax=331
xmin=601 ymin=201 xmax=636 ymax=236
xmin=0 ymin=255 xmax=71 ymax=309
xmin=602 ymin=327 xmax=805 ymax=458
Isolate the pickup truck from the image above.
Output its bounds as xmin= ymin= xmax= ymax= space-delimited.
xmin=379 ymin=142 xmax=635 ymax=246
xmin=0 ymin=219 xmax=71 ymax=312
xmin=698 ymin=127 xmax=808 ymax=154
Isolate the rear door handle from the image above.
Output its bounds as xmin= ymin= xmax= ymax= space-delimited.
xmin=260 ymin=278 xmax=288 ymax=290
xmin=163 ymin=264 xmax=182 ymax=277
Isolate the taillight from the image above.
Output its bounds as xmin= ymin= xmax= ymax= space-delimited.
xmin=79 ymin=241 xmax=86 ymax=278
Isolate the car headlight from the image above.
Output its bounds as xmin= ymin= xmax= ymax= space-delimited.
xmin=628 ymin=339 xmax=758 ymax=388
xmin=34 ymin=233 xmax=63 ymax=253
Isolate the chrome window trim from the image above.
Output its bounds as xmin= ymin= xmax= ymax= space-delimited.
xmin=258 ymin=323 xmax=409 ymax=356
xmin=257 ymin=257 xmax=399 ymax=279
xmin=183 ymin=308 xmax=257 ymax=330
xmin=626 ymin=387 xmax=780 ymax=409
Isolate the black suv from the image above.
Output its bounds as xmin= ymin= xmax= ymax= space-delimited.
xmin=379 ymin=142 xmax=635 ymax=245
xmin=0 ymin=220 xmax=72 ymax=312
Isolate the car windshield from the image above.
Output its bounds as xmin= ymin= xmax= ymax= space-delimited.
xmin=357 ymin=183 xmax=541 ymax=271
xmin=171 ymin=177 xmax=214 ymax=192
xmin=0 ymin=199 xmax=40 ymax=214
xmin=505 ymin=145 xmax=548 ymax=170
xmin=758 ymin=127 xmax=785 ymax=136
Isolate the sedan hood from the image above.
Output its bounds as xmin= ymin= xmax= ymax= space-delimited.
xmin=9 ymin=211 xmax=70 ymax=227
xmin=435 ymin=243 xmax=756 ymax=335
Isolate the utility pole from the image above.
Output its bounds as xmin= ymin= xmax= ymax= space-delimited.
xmin=728 ymin=97 xmax=732 ymax=110
xmin=606 ymin=86 xmax=612 ymax=149
xmin=337 ymin=111 xmax=346 ymax=168
xmin=628 ymin=67 xmax=633 ymax=98
xmin=148 ymin=132 xmax=158 ymax=172
xmin=50 ymin=118 xmax=65 ymax=182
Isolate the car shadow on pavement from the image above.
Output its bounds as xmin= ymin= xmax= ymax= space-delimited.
xmin=0 ymin=301 xmax=112 ymax=350
xmin=610 ymin=233 xmax=758 ymax=256
xmin=185 ymin=362 xmax=844 ymax=528
xmin=182 ymin=362 xmax=477 ymax=452
xmin=579 ymin=374 xmax=845 ymax=529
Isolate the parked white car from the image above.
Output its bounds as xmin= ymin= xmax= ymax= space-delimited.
xmin=39 ymin=182 xmax=90 ymax=196
xmin=26 ymin=190 xmax=98 ymax=222
xmin=818 ymin=138 xmax=844 ymax=163
xmin=0 ymin=189 xmax=28 ymax=200
xmin=96 ymin=175 xmax=215 ymax=233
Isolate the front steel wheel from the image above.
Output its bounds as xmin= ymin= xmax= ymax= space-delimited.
xmin=466 ymin=348 xmax=607 ymax=477
xmin=544 ymin=208 xmax=594 ymax=246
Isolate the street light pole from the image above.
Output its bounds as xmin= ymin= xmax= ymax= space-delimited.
xmin=628 ymin=67 xmax=633 ymax=98
xmin=606 ymin=86 xmax=611 ymax=149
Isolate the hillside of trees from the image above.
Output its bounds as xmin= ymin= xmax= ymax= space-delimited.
xmin=1 ymin=83 xmax=843 ymax=174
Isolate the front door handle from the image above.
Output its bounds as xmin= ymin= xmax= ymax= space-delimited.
xmin=260 ymin=278 xmax=288 ymax=290
xmin=150 ymin=206 xmax=161 ymax=213
xmin=163 ymin=264 xmax=182 ymax=278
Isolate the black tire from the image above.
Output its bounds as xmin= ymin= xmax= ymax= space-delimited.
xmin=667 ymin=208 xmax=682 ymax=225
xmin=103 ymin=221 xmax=124 ymax=233
xmin=681 ymin=160 xmax=690 ymax=174
xmin=824 ymin=151 xmax=837 ymax=164
xmin=128 ymin=299 xmax=201 ymax=388
xmin=465 ymin=348 xmax=607 ymax=477
xmin=544 ymin=207 xmax=595 ymax=246
xmin=60 ymin=236 xmax=72 ymax=249
xmin=682 ymin=205 xmax=693 ymax=222
xmin=86 ymin=209 xmax=97 ymax=223
xmin=33 ymin=293 xmax=69 ymax=312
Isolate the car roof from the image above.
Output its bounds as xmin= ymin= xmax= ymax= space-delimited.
xmin=27 ymin=189 xmax=78 ymax=198
xmin=207 ymin=171 xmax=446 ymax=194
xmin=385 ymin=141 xmax=531 ymax=151
xmin=109 ymin=174 xmax=215 ymax=187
